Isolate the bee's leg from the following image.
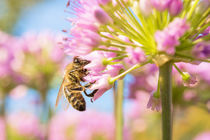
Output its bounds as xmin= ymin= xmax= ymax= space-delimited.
xmin=84 ymin=81 xmax=96 ymax=88
xmin=84 ymin=89 xmax=98 ymax=102
xmin=69 ymin=73 xmax=79 ymax=83
xmin=70 ymin=86 xmax=84 ymax=91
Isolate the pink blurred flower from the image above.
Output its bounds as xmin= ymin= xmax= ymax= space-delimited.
xmin=49 ymin=111 xmax=117 ymax=140
xmin=75 ymin=111 xmax=115 ymax=140
xmin=194 ymin=131 xmax=210 ymax=140
xmin=8 ymin=112 xmax=44 ymax=139
xmin=9 ymin=85 xmax=28 ymax=99
xmin=168 ymin=0 xmax=183 ymax=16
xmin=94 ymin=8 xmax=112 ymax=24
xmin=49 ymin=111 xmax=80 ymax=140
xmin=98 ymin=0 xmax=111 ymax=5
xmin=151 ymin=0 xmax=171 ymax=11
xmin=128 ymin=91 xmax=151 ymax=119
xmin=139 ymin=0 xmax=153 ymax=16
xmin=0 ymin=31 xmax=23 ymax=78
xmin=183 ymin=90 xmax=197 ymax=101
xmin=192 ymin=42 xmax=210 ymax=59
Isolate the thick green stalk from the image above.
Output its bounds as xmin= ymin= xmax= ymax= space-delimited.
xmin=159 ymin=61 xmax=173 ymax=140
xmin=0 ymin=94 xmax=7 ymax=140
xmin=115 ymin=80 xmax=124 ymax=140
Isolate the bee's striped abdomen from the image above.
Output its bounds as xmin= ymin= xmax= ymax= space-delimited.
xmin=67 ymin=92 xmax=86 ymax=111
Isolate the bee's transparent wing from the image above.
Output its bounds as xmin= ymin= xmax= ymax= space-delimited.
xmin=55 ymin=79 xmax=65 ymax=108
xmin=55 ymin=79 xmax=70 ymax=110
xmin=61 ymin=94 xmax=70 ymax=110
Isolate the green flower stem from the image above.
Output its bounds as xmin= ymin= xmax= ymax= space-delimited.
xmin=99 ymin=34 xmax=138 ymax=48
xmin=109 ymin=60 xmax=151 ymax=84
xmin=0 ymin=94 xmax=7 ymax=140
xmin=174 ymin=53 xmax=210 ymax=63
xmin=0 ymin=94 xmax=5 ymax=116
xmin=159 ymin=61 xmax=173 ymax=140
xmin=187 ymin=0 xmax=200 ymax=20
xmin=115 ymin=80 xmax=124 ymax=140
xmin=94 ymin=48 xmax=126 ymax=54
xmin=173 ymin=64 xmax=184 ymax=76
xmin=102 ymin=42 xmax=126 ymax=49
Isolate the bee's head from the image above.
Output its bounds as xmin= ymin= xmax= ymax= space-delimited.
xmin=73 ymin=56 xmax=91 ymax=66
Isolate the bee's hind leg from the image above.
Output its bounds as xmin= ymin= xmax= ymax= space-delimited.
xmin=84 ymin=89 xmax=98 ymax=103
xmin=70 ymin=86 xmax=84 ymax=91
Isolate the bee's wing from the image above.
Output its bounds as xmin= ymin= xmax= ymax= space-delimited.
xmin=61 ymin=94 xmax=70 ymax=110
xmin=55 ymin=78 xmax=70 ymax=110
xmin=55 ymin=78 xmax=65 ymax=108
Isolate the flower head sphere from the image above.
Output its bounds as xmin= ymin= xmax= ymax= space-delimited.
xmin=62 ymin=0 xmax=210 ymax=104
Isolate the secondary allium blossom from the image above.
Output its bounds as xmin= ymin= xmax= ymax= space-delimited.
xmin=49 ymin=111 xmax=116 ymax=140
xmin=63 ymin=0 xmax=209 ymax=106
xmin=0 ymin=31 xmax=25 ymax=93
xmin=194 ymin=131 xmax=210 ymax=140
xmin=16 ymin=32 xmax=65 ymax=96
xmin=7 ymin=112 xmax=44 ymax=139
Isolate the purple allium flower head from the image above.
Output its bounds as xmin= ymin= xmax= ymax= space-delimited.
xmin=151 ymin=0 xmax=171 ymax=11
xmin=192 ymin=42 xmax=210 ymax=59
xmin=194 ymin=131 xmax=210 ymax=140
xmin=168 ymin=0 xmax=183 ymax=16
xmin=147 ymin=91 xmax=161 ymax=111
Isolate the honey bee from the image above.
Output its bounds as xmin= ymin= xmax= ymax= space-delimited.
xmin=55 ymin=56 xmax=98 ymax=111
